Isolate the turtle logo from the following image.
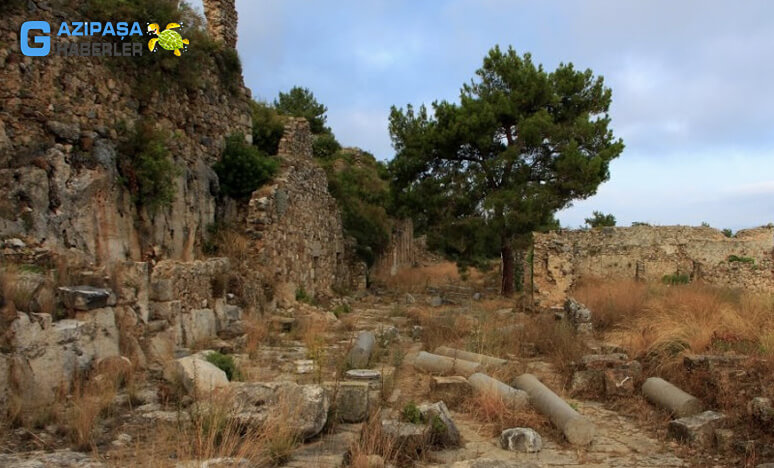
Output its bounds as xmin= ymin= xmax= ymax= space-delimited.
xmin=147 ymin=23 xmax=189 ymax=56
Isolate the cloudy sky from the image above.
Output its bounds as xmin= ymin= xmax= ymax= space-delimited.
xmin=190 ymin=0 xmax=773 ymax=230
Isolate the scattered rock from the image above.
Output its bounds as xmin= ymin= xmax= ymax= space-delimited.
xmin=111 ymin=433 xmax=132 ymax=448
xmin=405 ymin=293 xmax=416 ymax=304
xmin=430 ymin=296 xmax=443 ymax=307
xmin=295 ymin=359 xmax=315 ymax=374
xmin=166 ymin=355 xmax=229 ymax=396
xmin=714 ymin=428 xmax=735 ymax=451
xmin=684 ymin=354 xmax=746 ymax=372
xmin=380 ymin=419 xmax=427 ymax=449
xmin=500 ymin=427 xmax=543 ymax=453
xmin=472 ymin=292 xmax=482 ymax=301
xmin=46 ymin=120 xmax=81 ymax=141
xmin=564 ymin=297 xmax=592 ymax=333
xmin=4 ymin=237 xmax=26 ymax=249
xmin=176 ymin=458 xmax=251 ymax=468
xmin=749 ymin=397 xmax=774 ymax=423
xmin=411 ymin=325 xmax=423 ymax=340
xmin=0 ymin=450 xmax=105 ymax=467
xmin=569 ymin=369 xmax=604 ymax=398
xmin=419 ymin=401 xmax=460 ymax=447
xmin=58 ymin=286 xmax=116 ymax=311
xmin=230 ymin=381 xmax=329 ymax=440
xmin=668 ymin=410 xmax=727 ymax=447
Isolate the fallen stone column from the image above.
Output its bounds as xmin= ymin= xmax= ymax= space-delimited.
xmin=512 ymin=373 xmax=595 ymax=445
xmin=413 ymin=351 xmax=481 ymax=377
xmin=347 ymin=331 xmax=376 ymax=368
xmin=435 ymin=346 xmax=507 ymax=367
xmin=468 ymin=373 xmax=528 ymax=408
xmin=642 ymin=377 xmax=703 ymax=417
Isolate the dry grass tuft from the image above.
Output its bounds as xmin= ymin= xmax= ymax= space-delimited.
xmin=348 ymin=412 xmax=400 ymax=467
xmin=463 ymin=390 xmax=549 ymax=437
xmin=574 ymin=278 xmax=649 ymax=331
xmin=604 ymin=283 xmax=774 ymax=364
xmin=244 ymin=313 xmax=271 ymax=359
xmin=61 ymin=375 xmax=119 ymax=450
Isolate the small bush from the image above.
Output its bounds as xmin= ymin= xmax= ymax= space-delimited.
xmin=728 ymin=255 xmax=755 ymax=264
xmin=402 ymin=401 xmax=422 ymax=424
xmin=722 ymin=228 xmax=733 ymax=238
xmin=251 ymin=101 xmax=285 ymax=155
xmin=214 ymin=134 xmax=278 ymax=199
xmin=662 ymin=273 xmax=690 ymax=285
xmin=312 ymin=133 xmax=341 ymax=158
xmin=332 ymin=303 xmax=351 ymax=318
xmin=118 ymin=122 xmax=181 ymax=213
xmin=205 ymin=351 xmax=240 ymax=381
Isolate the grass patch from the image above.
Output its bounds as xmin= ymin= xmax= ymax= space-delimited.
xmin=204 ymin=351 xmax=241 ymax=381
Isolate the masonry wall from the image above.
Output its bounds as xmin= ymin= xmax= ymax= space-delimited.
xmin=531 ymin=225 xmax=774 ymax=307
xmin=371 ymin=219 xmax=417 ymax=281
xmin=245 ymin=119 xmax=366 ymax=304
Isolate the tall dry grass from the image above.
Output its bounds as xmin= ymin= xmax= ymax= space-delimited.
xmin=463 ymin=389 xmax=549 ymax=437
xmin=576 ymin=281 xmax=774 ymax=366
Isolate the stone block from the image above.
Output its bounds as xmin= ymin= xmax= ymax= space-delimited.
xmin=419 ymin=401 xmax=460 ymax=447
xmin=181 ymin=309 xmax=217 ymax=345
xmin=500 ymin=427 xmax=543 ymax=453
xmin=430 ymin=376 xmax=471 ymax=406
xmin=58 ymin=286 xmax=116 ymax=311
xmin=166 ymin=355 xmax=228 ymax=396
xmin=668 ymin=410 xmax=727 ymax=447
xmin=150 ymin=300 xmax=182 ymax=321
xmin=327 ymin=381 xmax=369 ymax=423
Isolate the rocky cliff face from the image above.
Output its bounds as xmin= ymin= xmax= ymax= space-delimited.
xmin=0 ymin=2 xmax=252 ymax=266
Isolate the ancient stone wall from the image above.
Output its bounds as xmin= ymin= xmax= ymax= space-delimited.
xmin=0 ymin=4 xmax=251 ymax=267
xmin=371 ymin=219 xmax=417 ymax=281
xmin=203 ymin=0 xmax=239 ymax=48
xmin=531 ymin=225 xmax=774 ymax=307
xmin=245 ymin=118 xmax=365 ymax=303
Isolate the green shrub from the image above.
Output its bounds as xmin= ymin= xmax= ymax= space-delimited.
xmin=662 ymin=273 xmax=690 ymax=285
xmin=312 ymin=133 xmax=341 ymax=158
xmin=332 ymin=303 xmax=350 ymax=318
xmin=274 ymin=86 xmax=328 ymax=134
xmin=728 ymin=255 xmax=755 ymax=264
xmin=204 ymin=351 xmax=240 ymax=381
xmin=318 ymin=149 xmax=392 ymax=266
xmin=295 ymin=287 xmax=316 ymax=304
xmin=251 ymin=101 xmax=285 ymax=155
xmin=402 ymin=401 xmax=422 ymax=424
xmin=213 ymin=134 xmax=278 ymax=199
xmin=118 ymin=122 xmax=181 ymax=213
xmin=722 ymin=228 xmax=733 ymax=238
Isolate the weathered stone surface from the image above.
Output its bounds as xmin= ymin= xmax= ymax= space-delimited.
xmin=415 ymin=351 xmax=482 ymax=377
xmin=9 ymin=308 xmax=119 ymax=401
xmin=166 ymin=355 xmax=229 ymax=396
xmin=749 ymin=397 xmax=774 ymax=423
xmin=569 ymin=369 xmax=604 ymax=398
xmin=435 ymin=346 xmax=507 ymax=367
xmin=0 ymin=450 xmax=105 ymax=467
xmin=347 ymin=331 xmax=376 ymax=368
xmin=181 ymin=308 xmax=217 ymax=346
xmin=450 ymin=460 xmax=540 ymax=468
xmin=230 ymin=381 xmax=329 ymax=440
xmin=381 ymin=419 xmax=427 ymax=448
xmin=469 ymin=373 xmax=528 ymax=408
xmin=419 ymin=401 xmax=460 ymax=447
xmin=430 ymin=376 xmax=471 ymax=406
xmin=58 ymin=286 xmax=115 ymax=311
xmin=684 ymin=354 xmax=746 ymax=371
xmin=668 ymin=410 xmax=727 ymax=447
xmin=46 ymin=120 xmax=81 ymax=141
xmin=430 ymin=296 xmax=443 ymax=307
xmin=714 ymin=428 xmax=735 ymax=451
xmin=500 ymin=427 xmax=543 ymax=453
xmin=326 ymin=380 xmax=369 ymax=423
xmin=564 ymin=297 xmax=592 ymax=332
xmin=176 ymin=457 xmax=251 ymax=468
xmin=580 ymin=353 xmax=629 ymax=369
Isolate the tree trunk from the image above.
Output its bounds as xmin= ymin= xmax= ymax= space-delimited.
xmin=501 ymin=239 xmax=515 ymax=296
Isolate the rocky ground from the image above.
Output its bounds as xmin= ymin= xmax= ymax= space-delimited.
xmin=2 ymin=280 xmax=772 ymax=467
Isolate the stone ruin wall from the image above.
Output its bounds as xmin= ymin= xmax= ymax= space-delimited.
xmin=245 ymin=118 xmax=366 ymax=304
xmin=202 ymin=0 xmax=239 ymax=49
xmin=370 ymin=219 xmax=417 ymax=281
xmin=531 ymin=225 xmax=774 ymax=308
xmin=0 ymin=2 xmax=252 ymax=267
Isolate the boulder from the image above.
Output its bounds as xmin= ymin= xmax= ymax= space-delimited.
xmin=500 ymin=427 xmax=543 ymax=453
xmin=430 ymin=296 xmax=443 ymax=307
xmin=749 ymin=397 xmax=774 ymax=424
xmin=58 ymin=286 xmax=116 ymax=311
xmin=419 ymin=401 xmax=460 ymax=447
xmin=167 ymin=355 xmax=228 ymax=396
xmin=230 ymin=381 xmax=329 ymax=440
xmin=668 ymin=410 xmax=727 ymax=447
xmin=381 ymin=419 xmax=427 ymax=449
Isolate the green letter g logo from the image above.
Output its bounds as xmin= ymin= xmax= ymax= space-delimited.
xmin=21 ymin=21 xmax=50 ymax=56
